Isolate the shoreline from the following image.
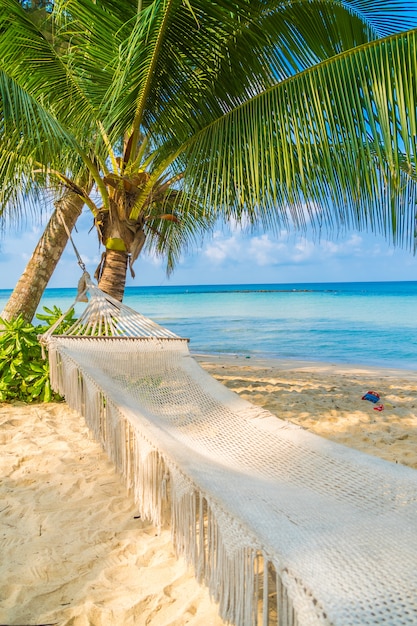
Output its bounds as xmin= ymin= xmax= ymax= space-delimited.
xmin=194 ymin=352 xmax=417 ymax=378
xmin=1 ymin=355 xmax=417 ymax=624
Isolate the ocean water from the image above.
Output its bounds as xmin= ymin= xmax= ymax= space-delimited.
xmin=1 ymin=281 xmax=417 ymax=370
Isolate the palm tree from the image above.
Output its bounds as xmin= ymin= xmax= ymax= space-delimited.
xmin=0 ymin=0 xmax=91 ymax=321
xmin=1 ymin=0 xmax=417 ymax=320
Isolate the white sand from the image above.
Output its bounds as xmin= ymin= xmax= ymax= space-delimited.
xmin=0 ymin=402 xmax=224 ymax=626
xmin=1 ymin=356 xmax=417 ymax=625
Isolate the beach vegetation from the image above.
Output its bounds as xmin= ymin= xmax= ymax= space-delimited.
xmin=0 ymin=306 xmax=76 ymax=402
xmin=1 ymin=1 xmax=417 ymax=319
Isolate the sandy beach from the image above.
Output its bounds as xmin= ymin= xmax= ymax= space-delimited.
xmin=1 ymin=355 xmax=417 ymax=625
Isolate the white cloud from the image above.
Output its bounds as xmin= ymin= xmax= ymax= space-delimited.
xmin=201 ymin=230 xmax=360 ymax=269
xmin=203 ymin=231 xmax=243 ymax=264
xmin=247 ymin=234 xmax=287 ymax=266
xmin=197 ymin=228 xmax=403 ymax=274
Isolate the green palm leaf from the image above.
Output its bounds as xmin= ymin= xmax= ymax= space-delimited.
xmin=152 ymin=28 xmax=417 ymax=248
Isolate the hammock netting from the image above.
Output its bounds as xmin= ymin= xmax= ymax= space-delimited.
xmin=41 ymin=279 xmax=417 ymax=626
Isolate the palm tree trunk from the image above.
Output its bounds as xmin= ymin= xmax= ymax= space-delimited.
xmin=97 ymin=250 xmax=128 ymax=301
xmin=1 ymin=191 xmax=85 ymax=323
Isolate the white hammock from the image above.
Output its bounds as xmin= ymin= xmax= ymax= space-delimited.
xmin=41 ymin=278 xmax=417 ymax=626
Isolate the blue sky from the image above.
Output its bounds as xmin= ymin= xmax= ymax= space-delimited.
xmin=1 ymin=207 xmax=416 ymax=289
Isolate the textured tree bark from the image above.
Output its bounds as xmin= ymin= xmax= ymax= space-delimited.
xmin=97 ymin=249 xmax=128 ymax=301
xmin=1 ymin=192 xmax=86 ymax=323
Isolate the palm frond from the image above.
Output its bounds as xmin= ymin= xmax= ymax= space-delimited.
xmin=144 ymin=188 xmax=217 ymax=274
xmin=53 ymin=0 xmax=154 ymax=141
xmin=0 ymin=0 xmax=97 ymax=132
xmin=162 ymin=29 xmax=417 ymax=248
xmin=0 ymin=72 xmax=78 ymax=161
xmin=138 ymin=0 xmax=415 ymax=158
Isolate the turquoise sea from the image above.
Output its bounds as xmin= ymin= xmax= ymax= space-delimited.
xmin=1 ymin=281 xmax=417 ymax=370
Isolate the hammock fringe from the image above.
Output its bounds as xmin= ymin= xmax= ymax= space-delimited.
xmin=47 ymin=345 xmax=301 ymax=626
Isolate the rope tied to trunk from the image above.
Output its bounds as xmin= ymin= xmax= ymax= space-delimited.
xmin=58 ymin=208 xmax=87 ymax=274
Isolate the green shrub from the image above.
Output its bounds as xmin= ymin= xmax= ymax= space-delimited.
xmin=35 ymin=305 xmax=77 ymax=333
xmin=0 ymin=307 xmax=77 ymax=403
